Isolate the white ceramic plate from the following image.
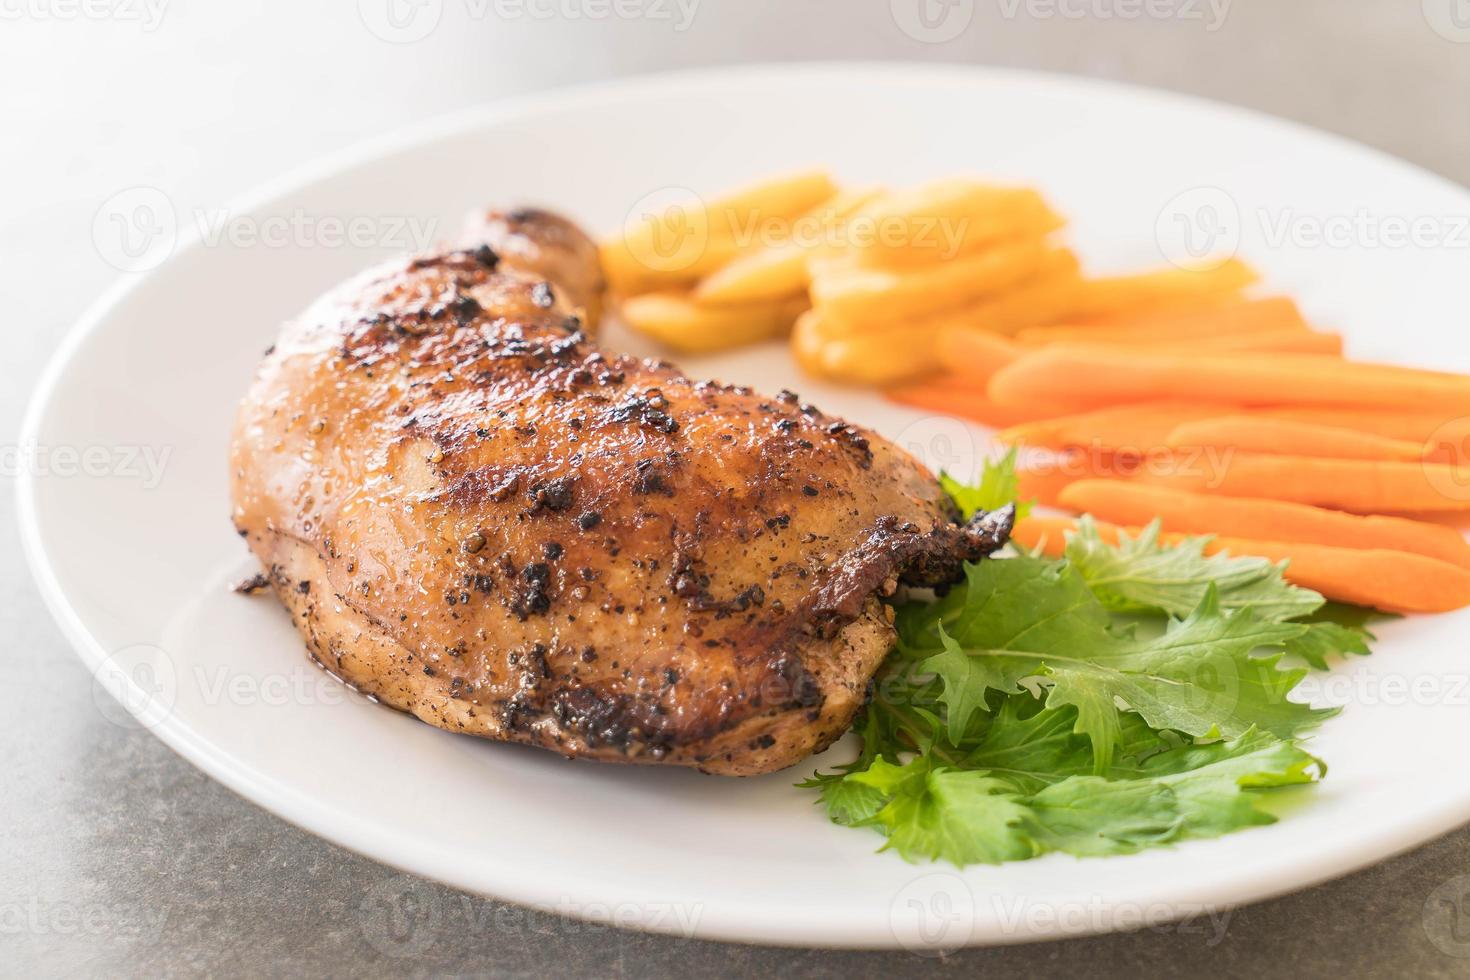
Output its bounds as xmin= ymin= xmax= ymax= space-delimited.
xmin=21 ymin=64 xmax=1470 ymax=950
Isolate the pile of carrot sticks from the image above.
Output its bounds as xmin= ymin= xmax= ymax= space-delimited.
xmin=889 ymin=298 xmax=1470 ymax=613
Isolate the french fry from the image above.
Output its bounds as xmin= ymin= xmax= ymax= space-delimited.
xmin=791 ymin=311 xmax=941 ymax=384
xmin=844 ymin=181 xmax=1066 ymax=268
xmin=928 ymin=250 xmax=1085 ymax=336
xmin=804 ymin=249 xmax=1083 ymax=345
xmin=601 ymin=170 xmax=837 ymax=295
xmin=1054 ymin=480 xmax=1470 ymax=570
xmin=809 ymin=240 xmax=1061 ymax=327
xmin=693 ymin=186 xmax=882 ymax=305
xmin=621 ymin=292 xmax=808 ymax=354
xmin=1061 ymin=259 xmax=1259 ymax=320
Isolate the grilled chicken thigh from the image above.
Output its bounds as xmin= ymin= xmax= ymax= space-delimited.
xmin=230 ymin=207 xmax=1012 ymax=776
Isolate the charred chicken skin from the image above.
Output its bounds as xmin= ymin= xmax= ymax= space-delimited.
xmin=229 ymin=207 xmax=1012 ymax=776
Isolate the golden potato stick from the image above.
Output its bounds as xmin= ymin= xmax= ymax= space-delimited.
xmin=934 ymin=250 xmax=1085 ymax=336
xmin=1061 ymin=259 xmax=1258 ymax=320
xmin=847 ymin=183 xmax=1066 ymax=268
xmin=1133 ymin=452 xmax=1470 ymax=513
xmin=1055 ymin=480 xmax=1470 ymax=569
xmin=620 ymin=292 xmax=808 ymax=354
xmin=810 ymin=239 xmax=1059 ymax=326
xmin=694 ymin=186 xmax=883 ymax=305
xmin=788 ymin=311 xmax=940 ymax=385
xmin=1167 ymin=416 xmax=1425 ymax=462
xmin=806 ymin=249 xmax=1082 ymax=340
xmin=1010 ymin=516 xmax=1470 ymax=612
xmin=988 ymin=344 xmax=1470 ymax=415
xmin=999 ymin=402 xmax=1236 ymax=454
xmin=601 ymin=170 xmax=837 ymax=295
xmin=1016 ymin=296 xmax=1307 ymax=345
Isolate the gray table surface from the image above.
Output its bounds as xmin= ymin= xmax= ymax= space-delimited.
xmin=5 ymin=2 xmax=1470 ymax=976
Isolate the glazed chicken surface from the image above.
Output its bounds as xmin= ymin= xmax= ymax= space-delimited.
xmin=230 ymin=207 xmax=1012 ymax=776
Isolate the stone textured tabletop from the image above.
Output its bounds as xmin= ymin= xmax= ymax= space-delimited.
xmin=5 ymin=2 xmax=1470 ymax=976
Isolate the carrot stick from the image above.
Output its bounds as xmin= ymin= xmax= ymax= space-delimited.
xmin=1000 ymin=403 xmax=1239 ymax=454
xmin=1166 ymin=416 xmax=1426 ymax=462
xmin=1011 ymin=516 xmax=1470 ymax=612
xmin=987 ymin=345 xmax=1470 ymax=415
xmin=1054 ymin=480 xmax=1470 ymax=570
xmin=936 ymin=328 xmax=1026 ymax=383
xmin=1016 ymin=296 xmax=1307 ymax=345
xmin=1266 ymin=408 xmax=1467 ymax=446
xmin=1179 ymin=330 xmax=1342 ymax=355
xmin=1018 ymin=464 xmax=1096 ymax=507
xmin=1132 ymin=452 xmax=1470 ymax=513
xmin=885 ymin=385 xmax=1054 ymax=429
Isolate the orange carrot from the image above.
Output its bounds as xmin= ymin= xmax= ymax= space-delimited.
xmin=1010 ymin=516 xmax=1470 ymax=612
xmin=988 ymin=345 xmax=1470 ymax=415
xmin=936 ymin=328 xmax=1026 ymax=382
xmin=1000 ymin=403 xmax=1237 ymax=454
xmin=1016 ymin=296 xmax=1307 ymax=345
xmin=885 ymin=385 xmax=1053 ymax=429
xmin=1131 ymin=453 xmax=1470 ymax=513
xmin=1178 ymin=330 xmax=1342 ymax=355
xmin=1266 ymin=408 xmax=1467 ymax=446
xmin=1017 ymin=464 xmax=1095 ymax=507
xmin=1054 ymin=480 xmax=1470 ymax=570
xmin=1166 ymin=416 xmax=1426 ymax=462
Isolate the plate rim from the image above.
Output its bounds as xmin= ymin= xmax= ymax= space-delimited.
xmin=19 ymin=60 xmax=1470 ymax=949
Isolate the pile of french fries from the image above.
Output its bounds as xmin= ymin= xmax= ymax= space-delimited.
xmin=601 ymin=170 xmax=1280 ymax=384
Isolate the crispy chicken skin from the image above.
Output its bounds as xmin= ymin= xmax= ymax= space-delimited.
xmin=230 ymin=207 xmax=1012 ymax=776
